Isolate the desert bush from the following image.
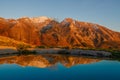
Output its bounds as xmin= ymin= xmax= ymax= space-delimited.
xmin=111 ymin=51 xmax=120 ymax=58
xmin=16 ymin=44 xmax=37 ymax=55
xmin=36 ymin=46 xmax=46 ymax=48
xmin=58 ymin=50 xmax=70 ymax=54
xmin=16 ymin=44 xmax=29 ymax=54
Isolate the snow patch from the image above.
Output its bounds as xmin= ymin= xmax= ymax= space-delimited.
xmin=30 ymin=16 xmax=50 ymax=23
xmin=93 ymin=24 xmax=99 ymax=30
xmin=62 ymin=19 xmax=71 ymax=26
xmin=73 ymin=20 xmax=76 ymax=24
xmin=62 ymin=19 xmax=69 ymax=24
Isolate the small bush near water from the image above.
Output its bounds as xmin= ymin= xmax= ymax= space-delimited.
xmin=16 ymin=44 xmax=36 ymax=55
xmin=57 ymin=50 xmax=70 ymax=54
xmin=36 ymin=46 xmax=46 ymax=48
xmin=111 ymin=51 xmax=120 ymax=58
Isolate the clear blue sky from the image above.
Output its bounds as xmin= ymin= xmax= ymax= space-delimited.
xmin=0 ymin=0 xmax=120 ymax=32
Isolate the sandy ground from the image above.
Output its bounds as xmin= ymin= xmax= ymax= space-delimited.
xmin=0 ymin=46 xmax=17 ymax=54
xmin=0 ymin=46 xmax=61 ymax=55
xmin=0 ymin=46 xmax=16 ymax=49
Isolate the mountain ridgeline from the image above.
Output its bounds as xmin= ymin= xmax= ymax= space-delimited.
xmin=0 ymin=16 xmax=120 ymax=49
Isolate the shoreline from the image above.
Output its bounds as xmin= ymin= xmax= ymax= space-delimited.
xmin=0 ymin=46 xmax=17 ymax=55
xmin=0 ymin=46 xmax=112 ymax=57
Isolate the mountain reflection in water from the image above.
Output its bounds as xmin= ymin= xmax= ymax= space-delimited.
xmin=0 ymin=54 xmax=101 ymax=68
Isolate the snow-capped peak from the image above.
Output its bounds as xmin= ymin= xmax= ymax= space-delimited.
xmin=30 ymin=16 xmax=51 ymax=23
xmin=62 ymin=18 xmax=76 ymax=26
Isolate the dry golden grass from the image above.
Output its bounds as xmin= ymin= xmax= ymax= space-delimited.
xmin=0 ymin=36 xmax=32 ymax=47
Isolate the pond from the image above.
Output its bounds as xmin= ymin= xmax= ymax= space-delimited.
xmin=0 ymin=54 xmax=120 ymax=80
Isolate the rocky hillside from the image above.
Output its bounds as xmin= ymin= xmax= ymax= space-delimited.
xmin=40 ymin=18 xmax=120 ymax=49
xmin=0 ymin=16 xmax=52 ymax=45
xmin=0 ymin=16 xmax=120 ymax=49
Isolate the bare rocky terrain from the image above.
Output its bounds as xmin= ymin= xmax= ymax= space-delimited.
xmin=0 ymin=16 xmax=120 ymax=49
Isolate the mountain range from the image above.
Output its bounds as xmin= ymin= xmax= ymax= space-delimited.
xmin=0 ymin=16 xmax=120 ymax=49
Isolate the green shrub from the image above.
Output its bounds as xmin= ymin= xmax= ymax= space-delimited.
xmin=16 ymin=44 xmax=33 ymax=55
xmin=36 ymin=46 xmax=46 ymax=48
xmin=111 ymin=51 xmax=120 ymax=58
xmin=61 ymin=46 xmax=71 ymax=49
xmin=58 ymin=50 xmax=70 ymax=54
xmin=20 ymin=50 xmax=37 ymax=55
xmin=16 ymin=44 xmax=27 ymax=53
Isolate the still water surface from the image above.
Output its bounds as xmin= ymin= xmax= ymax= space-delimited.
xmin=0 ymin=54 xmax=120 ymax=80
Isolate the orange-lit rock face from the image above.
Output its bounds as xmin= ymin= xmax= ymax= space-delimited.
xmin=0 ymin=17 xmax=120 ymax=49
xmin=0 ymin=54 xmax=100 ymax=68
xmin=0 ymin=17 xmax=52 ymax=45
xmin=40 ymin=18 xmax=120 ymax=49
